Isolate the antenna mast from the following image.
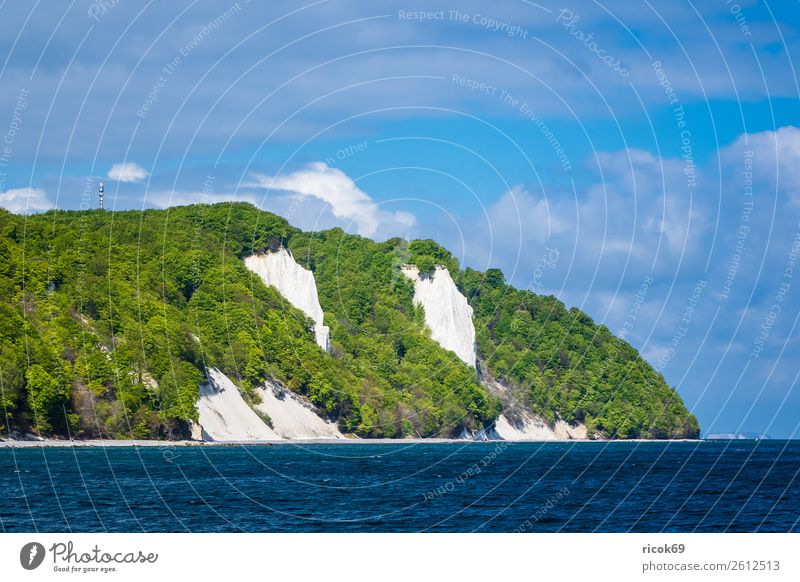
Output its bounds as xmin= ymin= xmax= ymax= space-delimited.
xmin=98 ymin=181 xmax=104 ymax=210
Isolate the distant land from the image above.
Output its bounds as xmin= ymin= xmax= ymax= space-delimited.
xmin=705 ymin=432 xmax=771 ymax=440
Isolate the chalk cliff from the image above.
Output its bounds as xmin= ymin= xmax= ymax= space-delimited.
xmin=197 ymin=368 xmax=279 ymax=441
xmin=245 ymin=248 xmax=330 ymax=351
xmin=401 ymin=265 xmax=476 ymax=368
xmin=254 ymin=382 xmax=343 ymax=439
xmin=490 ymin=413 xmax=588 ymax=440
xmin=480 ymin=378 xmax=590 ymax=440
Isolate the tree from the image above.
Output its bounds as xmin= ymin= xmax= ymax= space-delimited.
xmin=26 ymin=364 xmax=68 ymax=433
xmin=414 ymin=255 xmax=436 ymax=276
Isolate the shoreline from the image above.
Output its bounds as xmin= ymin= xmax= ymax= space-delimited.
xmin=0 ymin=438 xmax=710 ymax=448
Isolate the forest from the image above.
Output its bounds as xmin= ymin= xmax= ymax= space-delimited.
xmin=0 ymin=203 xmax=699 ymax=440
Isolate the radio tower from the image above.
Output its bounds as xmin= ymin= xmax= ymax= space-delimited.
xmin=98 ymin=181 xmax=104 ymax=210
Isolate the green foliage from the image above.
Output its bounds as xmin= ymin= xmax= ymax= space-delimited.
xmin=289 ymin=229 xmax=498 ymax=437
xmin=0 ymin=202 xmax=697 ymax=440
xmin=461 ymin=268 xmax=700 ymax=439
xmin=408 ymin=239 xmax=459 ymax=274
xmin=414 ymin=255 xmax=436 ymax=277
xmin=25 ymin=364 xmax=68 ymax=433
xmin=0 ymin=203 xmax=296 ymax=437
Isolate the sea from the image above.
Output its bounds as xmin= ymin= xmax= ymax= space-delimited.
xmin=1 ymin=441 xmax=798 ymax=532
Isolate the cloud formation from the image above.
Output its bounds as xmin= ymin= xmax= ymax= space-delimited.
xmin=722 ymin=126 xmax=800 ymax=203
xmin=108 ymin=162 xmax=149 ymax=183
xmin=1 ymin=1 xmax=796 ymax=163
xmin=248 ymin=162 xmax=416 ymax=238
xmin=0 ymin=187 xmax=53 ymax=213
xmin=460 ymin=147 xmax=706 ymax=296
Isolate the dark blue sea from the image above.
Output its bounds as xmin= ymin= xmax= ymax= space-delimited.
xmin=1 ymin=441 xmax=798 ymax=532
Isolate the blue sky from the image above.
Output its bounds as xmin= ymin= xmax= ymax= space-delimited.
xmin=1 ymin=0 xmax=799 ymax=437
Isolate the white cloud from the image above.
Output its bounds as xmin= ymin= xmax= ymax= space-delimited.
xmin=247 ymin=162 xmax=416 ymax=238
xmin=108 ymin=162 xmax=149 ymax=183
xmin=722 ymin=126 xmax=800 ymax=203
xmin=0 ymin=187 xmax=53 ymax=213
xmin=487 ymin=186 xmax=566 ymax=245
xmin=449 ymin=146 xmax=710 ymax=321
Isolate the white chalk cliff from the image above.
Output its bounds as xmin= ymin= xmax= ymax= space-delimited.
xmin=459 ymin=413 xmax=588 ymax=441
xmin=400 ymin=265 xmax=586 ymax=440
xmin=492 ymin=412 xmax=562 ymax=440
xmin=199 ymin=258 xmax=587 ymax=442
xmin=254 ymin=381 xmax=343 ymax=439
xmin=244 ymin=248 xmax=330 ymax=351
xmin=480 ymin=378 xmax=590 ymax=440
xmin=195 ymin=369 xmax=344 ymax=441
xmin=491 ymin=414 xmax=588 ymax=440
xmin=401 ymin=265 xmax=476 ymax=368
xmin=197 ymin=368 xmax=279 ymax=441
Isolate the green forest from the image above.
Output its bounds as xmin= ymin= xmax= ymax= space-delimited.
xmin=0 ymin=202 xmax=698 ymax=440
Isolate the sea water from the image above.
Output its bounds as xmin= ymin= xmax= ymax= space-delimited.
xmin=1 ymin=441 xmax=798 ymax=532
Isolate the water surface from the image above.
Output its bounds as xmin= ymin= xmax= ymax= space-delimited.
xmin=1 ymin=441 xmax=797 ymax=532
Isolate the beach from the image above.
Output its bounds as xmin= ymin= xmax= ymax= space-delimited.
xmin=0 ymin=437 xmax=699 ymax=447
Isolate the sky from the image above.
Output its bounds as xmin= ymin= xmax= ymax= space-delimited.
xmin=1 ymin=0 xmax=799 ymax=437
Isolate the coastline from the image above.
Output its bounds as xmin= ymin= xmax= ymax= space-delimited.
xmin=0 ymin=438 xmax=705 ymax=447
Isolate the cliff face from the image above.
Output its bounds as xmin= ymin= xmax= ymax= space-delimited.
xmin=245 ymin=248 xmax=330 ymax=351
xmin=401 ymin=265 xmax=477 ymax=368
xmin=490 ymin=415 xmax=588 ymax=440
xmin=254 ymin=382 xmax=343 ymax=439
xmin=198 ymin=248 xmax=670 ymax=440
xmin=197 ymin=368 xmax=278 ymax=441
xmin=196 ymin=369 xmax=342 ymax=441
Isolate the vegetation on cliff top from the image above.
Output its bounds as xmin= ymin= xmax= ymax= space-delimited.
xmin=0 ymin=202 xmax=698 ymax=439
